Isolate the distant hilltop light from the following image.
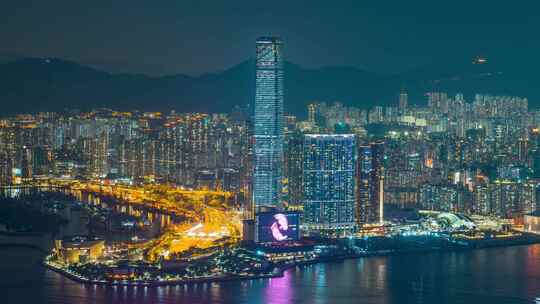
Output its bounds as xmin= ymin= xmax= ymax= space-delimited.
xmin=472 ymin=57 xmax=488 ymax=65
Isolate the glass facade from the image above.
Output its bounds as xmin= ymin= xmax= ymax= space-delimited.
xmin=253 ymin=37 xmax=284 ymax=209
xmin=303 ymin=134 xmax=356 ymax=232
xmin=357 ymin=142 xmax=385 ymax=226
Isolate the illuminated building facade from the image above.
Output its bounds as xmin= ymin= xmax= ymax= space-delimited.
xmin=357 ymin=142 xmax=385 ymax=227
xmin=55 ymin=236 xmax=105 ymax=264
xmin=284 ymin=130 xmax=304 ymax=207
xmin=524 ymin=211 xmax=540 ymax=234
xmin=307 ymin=104 xmax=316 ymax=125
xmin=399 ymin=89 xmax=408 ymax=112
xmin=253 ymin=37 xmax=284 ymax=209
xmin=419 ymin=183 xmax=459 ymax=212
xmin=303 ymin=134 xmax=356 ymax=233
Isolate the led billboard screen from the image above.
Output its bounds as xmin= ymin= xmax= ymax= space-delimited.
xmin=255 ymin=211 xmax=300 ymax=243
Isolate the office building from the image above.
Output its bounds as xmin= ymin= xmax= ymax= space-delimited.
xmin=252 ymin=37 xmax=285 ymax=209
xmin=357 ymin=142 xmax=385 ymax=227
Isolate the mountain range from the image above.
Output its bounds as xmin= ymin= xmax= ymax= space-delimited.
xmin=0 ymin=56 xmax=538 ymax=118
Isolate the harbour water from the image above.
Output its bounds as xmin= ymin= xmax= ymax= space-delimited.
xmin=2 ymin=244 xmax=540 ymax=304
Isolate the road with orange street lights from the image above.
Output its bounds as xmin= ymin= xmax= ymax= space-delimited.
xmin=28 ymin=178 xmax=243 ymax=260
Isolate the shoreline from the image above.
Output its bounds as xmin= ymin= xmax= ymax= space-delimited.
xmin=42 ymin=235 xmax=540 ymax=287
xmin=0 ymin=243 xmax=47 ymax=253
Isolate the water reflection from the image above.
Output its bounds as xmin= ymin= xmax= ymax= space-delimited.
xmin=264 ymin=270 xmax=294 ymax=304
xmin=2 ymin=186 xmax=179 ymax=246
xmin=4 ymin=245 xmax=540 ymax=304
xmin=527 ymin=245 xmax=540 ymax=302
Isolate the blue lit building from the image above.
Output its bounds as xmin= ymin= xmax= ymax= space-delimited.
xmin=253 ymin=37 xmax=285 ymax=209
xmin=302 ymin=134 xmax=356 ymax=234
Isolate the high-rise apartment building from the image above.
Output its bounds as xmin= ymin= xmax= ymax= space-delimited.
xmin=357 ymin=142 xmax=385 ymax=226
xmin=284 ymin=130 xmax=304 ymax=207
xmin=303 ymin=134 xmax=356 ymax=234
xmin=399 ymin=89 xmax=408 ymax=112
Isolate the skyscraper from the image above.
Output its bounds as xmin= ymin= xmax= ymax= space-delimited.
xmin=357 ymin=142 xmax=385 ymax=227
xmin=399 ymin=89 xmax=408 ymax=112
xmin=253 ymin=37 xmax=285 ymax=209
xmin=303 ymin=134 xmax=356 ymax=234
xmin=284 ymin=130 xmax=304 ymax=207
xmin=307 ymin=104 xmax=316 ymax=125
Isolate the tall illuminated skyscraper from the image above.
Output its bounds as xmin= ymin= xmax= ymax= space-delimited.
xmin=399 ymin=89 xmax=408 ymax=112
xmin=253 ymin=37 xmax=284 ymax=209
xmin=303 ymin=134 xmax=356 ymax=234
xmin=357 ymin=142 xmax=385 ymax=227
xmin=284 ymin=130 xmax=304 ymax=207
xmin=307 ymin=104 xmax=316 ymax=124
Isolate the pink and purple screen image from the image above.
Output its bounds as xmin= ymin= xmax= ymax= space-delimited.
xmin=256 ymin=212 xmax=300 ymax=243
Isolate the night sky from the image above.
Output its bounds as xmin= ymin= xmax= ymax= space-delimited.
xmin=2 ymin=1 xmax=538 ymax=75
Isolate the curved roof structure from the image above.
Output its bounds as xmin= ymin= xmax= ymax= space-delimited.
xmin=436 ymin=212 xmax=476 ymax=230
